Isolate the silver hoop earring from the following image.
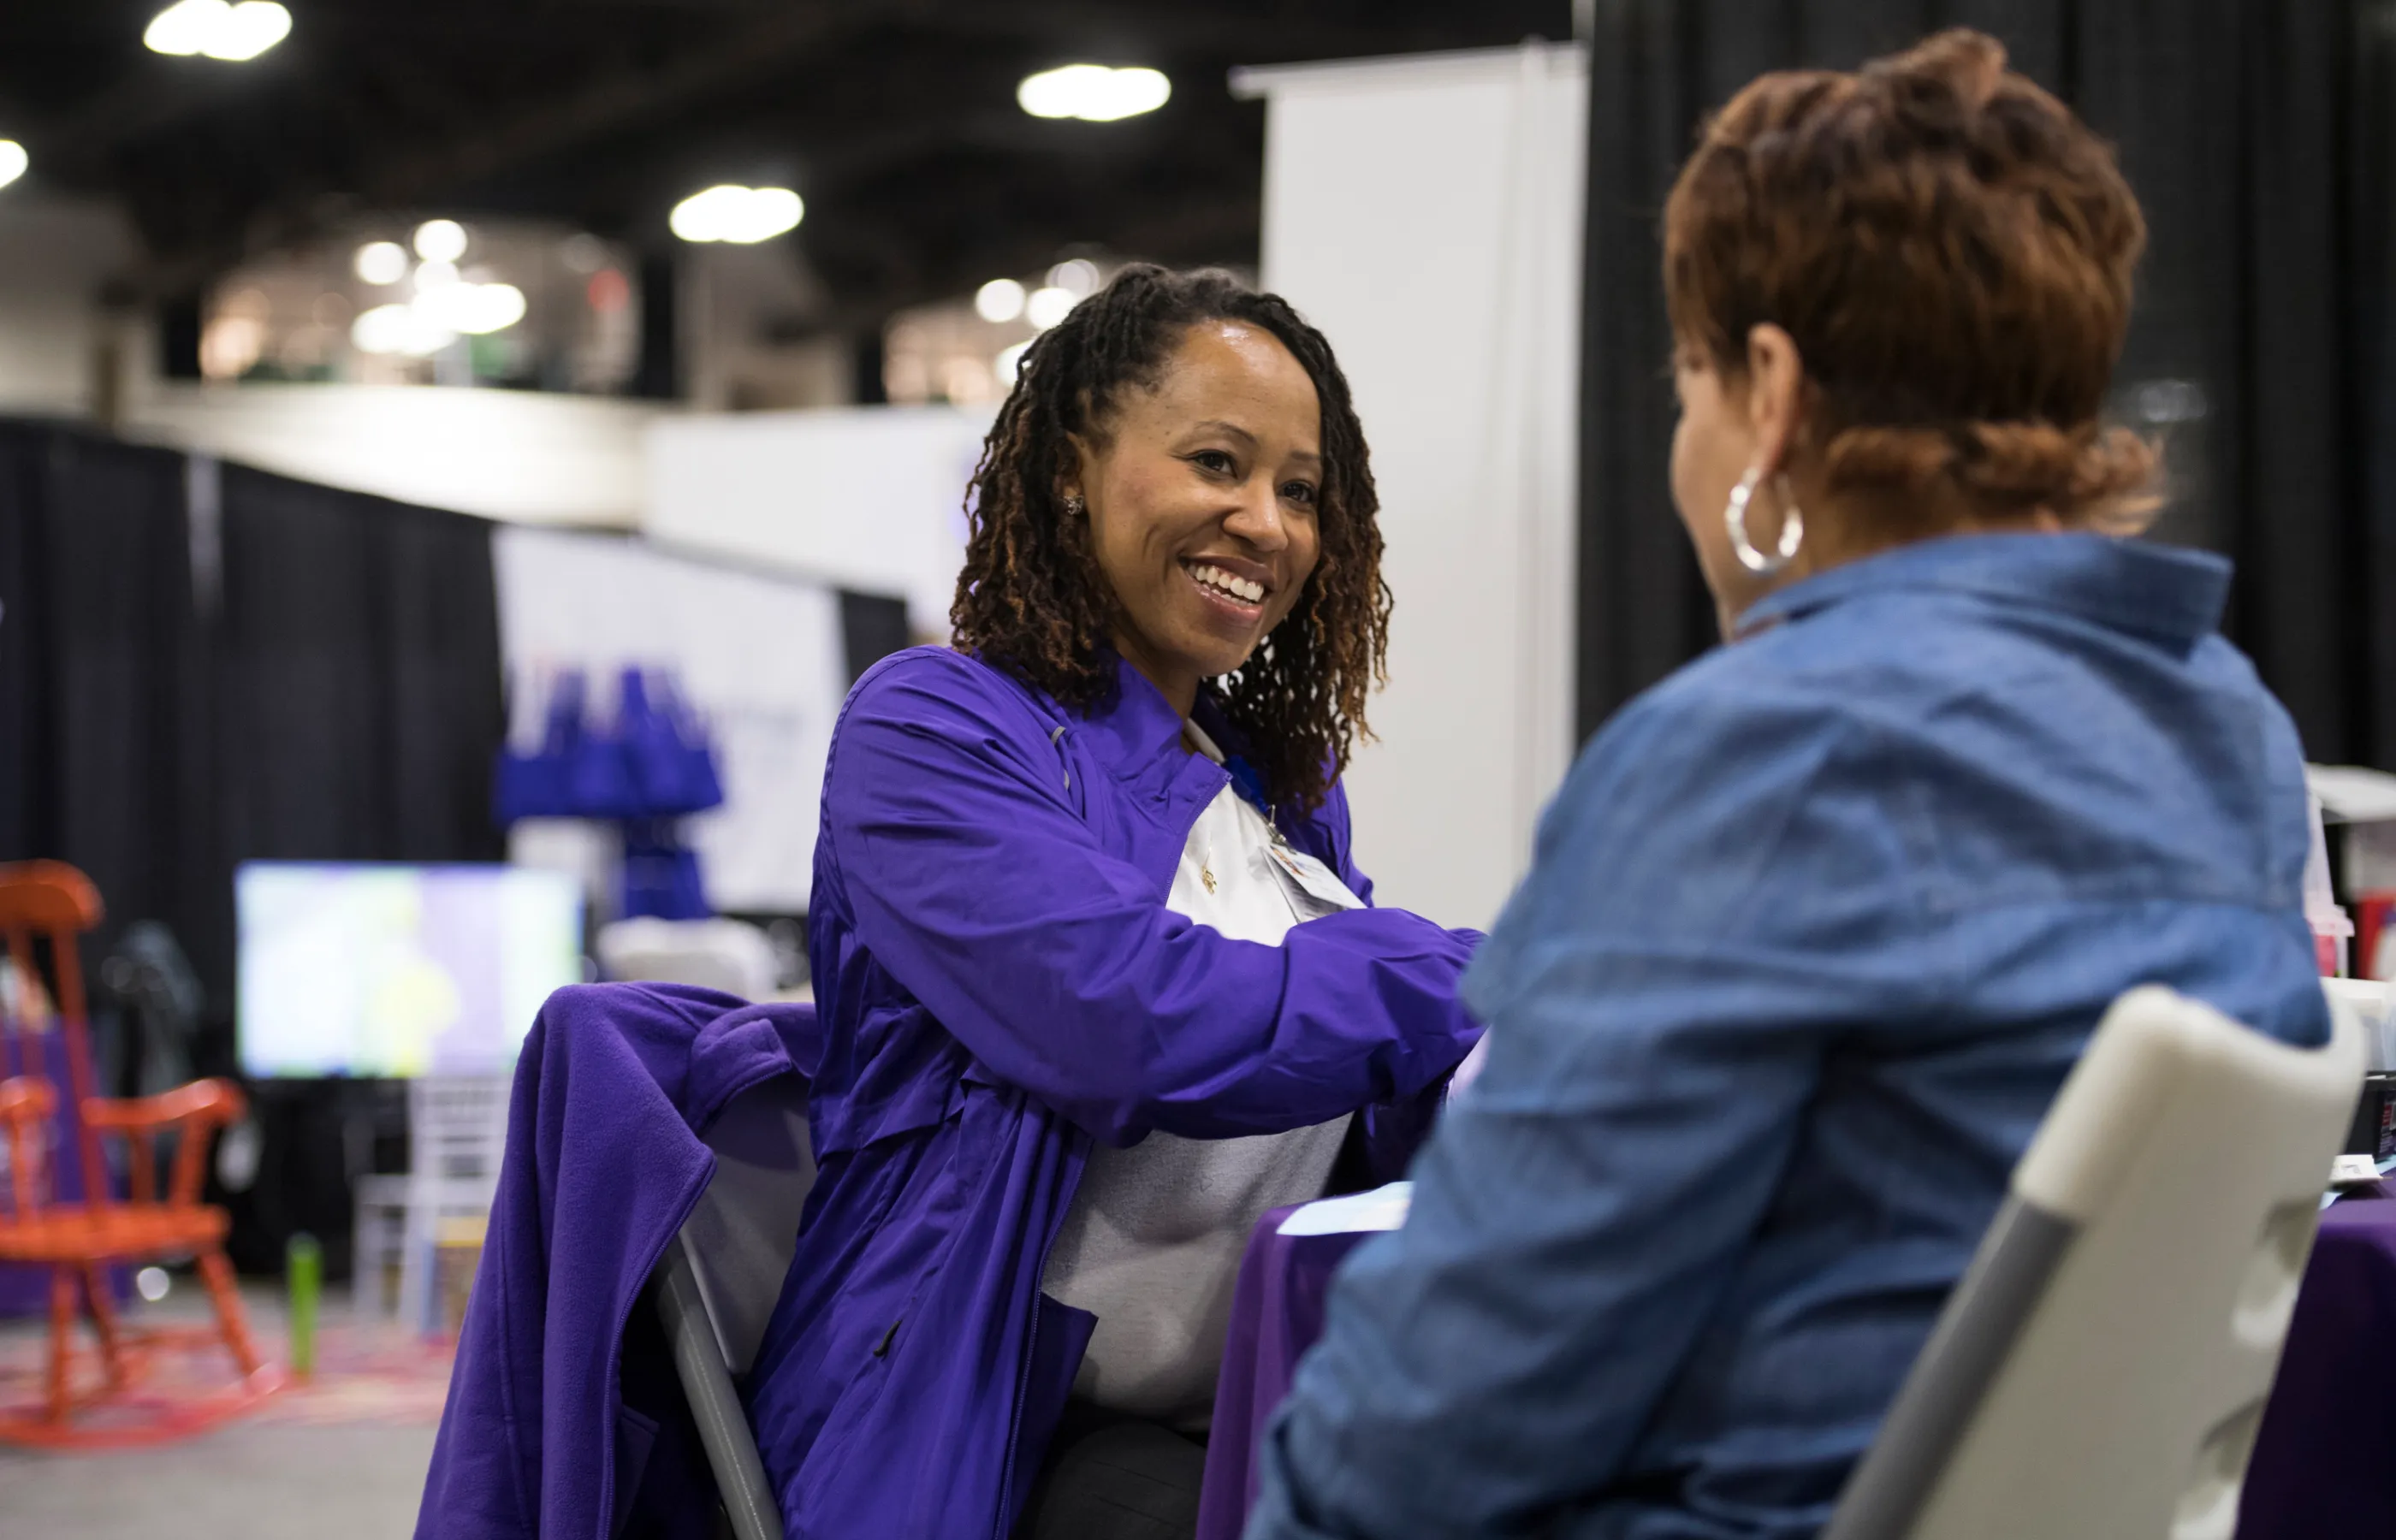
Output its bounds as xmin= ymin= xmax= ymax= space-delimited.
xmin=1062 ymin=493 xmax=1086 ymax=518
xmin=1724 ymin=468 xmax=1803 ymax=575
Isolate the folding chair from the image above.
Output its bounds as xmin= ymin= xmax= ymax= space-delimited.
xmin=354 ymin=1073 xmax=508 ymax=1330
xmin=1823 ymin=984 xmax=2366 ymax=1540
xmin=650 ymin=1068 xmax=815 ymax=1540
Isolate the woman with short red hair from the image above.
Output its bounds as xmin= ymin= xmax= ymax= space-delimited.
xmin=1247 ymin=31 xmax=2329 ymax=1540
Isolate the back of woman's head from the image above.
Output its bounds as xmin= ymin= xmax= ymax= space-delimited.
xmin=1665 ymin=29 xmax=2155 ymax=532
xmin=952 ymin=264 xmax=1388 ymax=812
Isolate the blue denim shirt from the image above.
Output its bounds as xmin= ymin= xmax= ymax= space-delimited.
xmin=1247 ymin=533 xmax=2331 ymax=1540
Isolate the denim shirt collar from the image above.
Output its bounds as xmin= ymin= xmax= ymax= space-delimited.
xmin=1735 ymin=531 xmax=2232 ymax=649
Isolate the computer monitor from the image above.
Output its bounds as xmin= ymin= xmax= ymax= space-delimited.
xmin=236 ymin=862 xmax=584 ymax=1079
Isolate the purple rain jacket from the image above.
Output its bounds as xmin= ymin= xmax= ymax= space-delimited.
xmin=740 ymin=648 xmax=1485 ymax=1539
xmin=416 ymin=982 xmax=823 ymax=1540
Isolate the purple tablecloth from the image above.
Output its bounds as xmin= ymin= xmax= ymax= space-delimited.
xmin=1195 ymin=1205 xmax=1373 ymax=1540
xmin=2237 ymin=1191 xmax=2396 ymax=1538
xmin=1196 ymin=1192 xmax=2396 ymax=1540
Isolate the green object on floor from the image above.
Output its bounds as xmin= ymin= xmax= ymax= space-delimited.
xmin=288 ymin=1232 xmax=321 ymax=1379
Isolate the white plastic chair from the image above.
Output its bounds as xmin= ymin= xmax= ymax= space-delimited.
xmin=1823 ymin=984 xmax=2366 ymax=1540
xmin=598 ymin=917 xmax=781 ymax=1001
xmin=353 ymin=1075 xmax=509 ymax=1330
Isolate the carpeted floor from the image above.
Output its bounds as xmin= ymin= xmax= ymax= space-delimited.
xmin=0 ymin=1277 xmax=450 ymax=1540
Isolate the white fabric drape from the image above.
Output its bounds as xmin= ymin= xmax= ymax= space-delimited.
xmin=492 ymin=525 xmax=846 ymax=914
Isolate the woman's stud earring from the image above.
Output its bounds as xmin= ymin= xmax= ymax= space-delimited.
xmin=1063 ymin=493 xmax=1086 ymax=518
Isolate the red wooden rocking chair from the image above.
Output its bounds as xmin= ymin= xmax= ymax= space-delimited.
xmin=0 ymin=860 xmax=280 ymax=1446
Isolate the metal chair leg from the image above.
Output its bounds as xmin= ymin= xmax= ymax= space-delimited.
xmin=654 ymin=1237 xmax=784 ymax=1540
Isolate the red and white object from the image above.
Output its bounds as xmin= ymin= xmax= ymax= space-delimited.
xmin=2305 ymin=791 xmax=2353 ymax=977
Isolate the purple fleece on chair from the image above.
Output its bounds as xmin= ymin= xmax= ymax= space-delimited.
xmin=414 ymin=982 xmax=821 ymax=1540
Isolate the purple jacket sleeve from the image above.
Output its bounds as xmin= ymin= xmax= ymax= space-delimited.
xmin=1313 ymin=782 xmax=1485 ymax=1182
xmin=822 ymin=654 xmax=1481 ymax=1147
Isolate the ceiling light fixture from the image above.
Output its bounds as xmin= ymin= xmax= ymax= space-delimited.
xmin=1025 ymin=286 xmax=1078 ymax=330
xmin=350 ymin=278 xmax=527 ymax=359
xmin=144 ymin=0 xmax=291 ymax=62
xmin=353 ymin=240 xmax=407 ymax=286
xmin=412 ymin=219 xmax=468 ymax=263
xmin=670 ymin=185 xmax=804 ymax=244
xmin=352 ymin=303 xmax=445 ymax=358
xmin=975 ymin=278 xmax=1026 ymax=323
xmin=0 ymin=141 xmax=26 ymax=194
xmin=1017 ymin=65 xmax=1171 ymax=122
xmin=1047 ymin=258 xmax=1100 ymax=297
xmin=420 ymin=281 xmax=527 ymax=336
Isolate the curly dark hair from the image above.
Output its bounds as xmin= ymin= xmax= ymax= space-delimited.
xmin=951 ymin=264 xmax=1389 ymax=814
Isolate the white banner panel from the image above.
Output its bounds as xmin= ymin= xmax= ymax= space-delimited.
xmin=1236 ymin=43 xmax=1586 ymax=930
xmin=492 ymin=526 xmax=846 ymax=914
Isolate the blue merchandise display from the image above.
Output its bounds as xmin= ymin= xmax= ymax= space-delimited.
xmin=494 ymin=666 xmax=727 ymax=920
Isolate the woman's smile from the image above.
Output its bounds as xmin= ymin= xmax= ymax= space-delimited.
xmin=1070 ymin=319 xmax=1325 ymax=714
xmin=1180 ymin=554 xmax=1275 ymax=631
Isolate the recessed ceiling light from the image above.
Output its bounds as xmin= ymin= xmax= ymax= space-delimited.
xmin=145 ymin=0 xmax=291 ymax=62
xmin=352 ymin=303 xmax=436 ymax=357
xmin=670 ymin=185 xmax=804 ymax=244
xmin=413 ymin=219 xmax=468 ymax=264
xmin=1047 ymin=259 xmax=1100 ymax=298
xmin=1026 ymin=287 xmax=1078 ymax=330
xmin=1017 ymin=65 xmax=1171 ymax=122
xmin=975 ymin=278 xmax=1027 ymax=323
xmin=353 ymin=240 xmax=407 ymax=286
xmin=0 ymin=141 xmax=27 ymax=194
xmin=417 ymin=281 xmax=526 ymax=336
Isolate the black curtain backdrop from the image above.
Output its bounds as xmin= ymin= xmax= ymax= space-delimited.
xmin=0 ymin=424 xmax=219 ymax=986
xmin=839 ymin=587 xmax=914 ymax=685
xmin=1579 ymin=0 xmax=2396 ymax=767
xmin=0 ymin=424 xmax=507 ymax=1272
xmin=0 ymin=430 xmax=508 ymax=1025
xmin=0 ymin=423 xmax=918 ymax=1270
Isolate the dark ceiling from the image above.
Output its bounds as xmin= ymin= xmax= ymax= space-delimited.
xmin=0 ymin=1 xmax=1576 ymax=331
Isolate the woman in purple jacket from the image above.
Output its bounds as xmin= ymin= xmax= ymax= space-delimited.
xmin=742 ymin=266 xmax=1485 ymax=1539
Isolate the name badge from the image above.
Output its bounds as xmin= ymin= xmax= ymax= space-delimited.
xmin=1267 ymin=843 xmax=1365 ymax=914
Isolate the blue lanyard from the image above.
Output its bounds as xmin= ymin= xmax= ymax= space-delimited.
xmin=1224 ymin=753 xmax=1276 ymax=827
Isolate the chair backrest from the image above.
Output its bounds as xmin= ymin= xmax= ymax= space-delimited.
xmin=597 ymin=917 xmax=781 ymax=1003
xmin=0 ymin=862 xmax=107 ymax=1206
xmin=652 ymin=1069 xmax=815 ymax=1540
xmin=603 ymin=919 xmax=780 ymax=1005
xmin=407 ymin=1075 xmax=510 ymax=1185
xmin=679 ymin=1069 xmax=816 ymax=1376
xmin=1824 ymin=985 xmax=2366 ymax=1540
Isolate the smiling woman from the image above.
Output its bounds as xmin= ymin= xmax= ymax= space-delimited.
xmin=1073 ymin=325 xmax=1324 ymax=711
xmin=738 ymin=266 xmax=1480 ymax=1540
xmin=954 ymin=264 xmax=1391 ymax=812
